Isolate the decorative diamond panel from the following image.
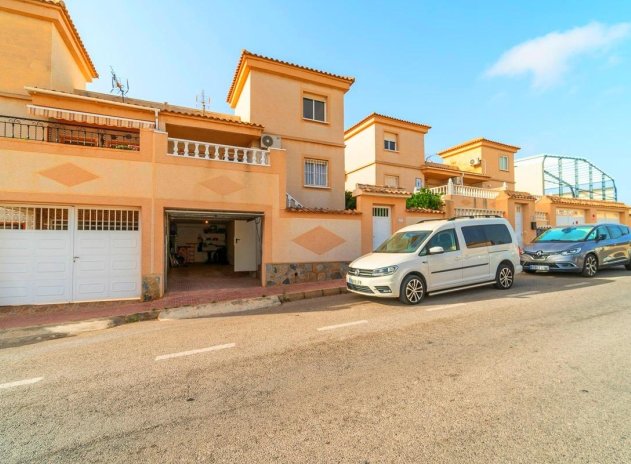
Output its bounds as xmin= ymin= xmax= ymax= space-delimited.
xmin=39 ymin=163 xmax=99 ymax=187
xmin=200 ymin=176 xmax=244 ymax=196
xmin=292 ymin=226 xmax=346 ymax=255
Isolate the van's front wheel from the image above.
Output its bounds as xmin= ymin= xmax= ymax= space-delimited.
xmin=494 ymin=263 xmax=514 ymax=289
xmin=399 ymin=275 xmax=426 ymax=305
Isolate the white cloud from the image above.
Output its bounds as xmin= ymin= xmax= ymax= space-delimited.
xmin=486 ymin=22 xmax=631 ymax=89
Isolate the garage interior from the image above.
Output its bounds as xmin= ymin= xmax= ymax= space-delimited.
xmin=165 ymin=210 xmax=263 ymax=293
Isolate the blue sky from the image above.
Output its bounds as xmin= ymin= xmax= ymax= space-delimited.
xmin=65 ymin=0 xmax=631 ymax=203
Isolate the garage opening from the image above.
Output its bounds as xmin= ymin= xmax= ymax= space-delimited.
xmin=165 ymin=210 xmax=263 ymax=294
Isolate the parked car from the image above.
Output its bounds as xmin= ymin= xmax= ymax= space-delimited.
xmin=346 ymin=216 xmax=522 ymax=305
xmin=521 ymin=223 xmax=631 ymax=277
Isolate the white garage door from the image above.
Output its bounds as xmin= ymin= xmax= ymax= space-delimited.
xmin=556 ymin=208 xmax=585 ymax=226
xmin=0 ymin=205 xmax=140 ymax=306
xmin=596 ymin=211 xmax=620 ymax=223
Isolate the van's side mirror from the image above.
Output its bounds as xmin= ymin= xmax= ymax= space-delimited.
xmin=429 ymin=246 xmax=445 ymax=255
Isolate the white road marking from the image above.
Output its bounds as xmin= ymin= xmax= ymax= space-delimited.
xmin=510 ymin=291 xmax=540 ymax=297
xmin=155 ymin=343 xmax=236 ymax=361
xmin=317 ymin=320 xmax=368 ymax=331
xmin=425 ymin=303 xmax=467 ymax=312
xmin=0 ymin=377 xmax=43 ymax=390
xmin=565 ymin=282 xmax=589 ymax=288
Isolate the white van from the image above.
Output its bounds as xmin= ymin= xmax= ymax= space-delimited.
xmin=347 ymin=216 xmax=522 ymax=304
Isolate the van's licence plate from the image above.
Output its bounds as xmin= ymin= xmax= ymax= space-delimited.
xmin=531 ymin=265 xmax=549 ymax=271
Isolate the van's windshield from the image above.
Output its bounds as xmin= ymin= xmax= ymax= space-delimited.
xmin=374 ymin=231 xmax=431 ymax=253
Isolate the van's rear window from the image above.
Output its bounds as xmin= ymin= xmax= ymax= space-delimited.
xmin=462 ymin=224 xmax=512 ymax=248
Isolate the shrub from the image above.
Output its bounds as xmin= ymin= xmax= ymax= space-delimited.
xmin=406 ymin=189 xmax=443 ymax=210
xmin=345 ymin=191 xmax=357 ymax=210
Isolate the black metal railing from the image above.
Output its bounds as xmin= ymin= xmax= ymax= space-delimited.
xmin=0 ymin=115 xmax=140 ymax=151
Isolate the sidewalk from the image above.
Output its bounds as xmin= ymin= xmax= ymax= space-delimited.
xmin=0 ymin=279 xmax=348 ymax=331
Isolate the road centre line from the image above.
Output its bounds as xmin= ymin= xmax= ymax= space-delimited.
xmin=565 ymin=282 xmax=589 ymax=288
xmin=0 ymin=377 xmax=43 ymax=390
xmin=155 ymin=343 xmax=236 ymax=361
xmin=510 ymin=291 xmax=540 ymax=297
xmin=317 ymin=320 xmax=368 ymax=331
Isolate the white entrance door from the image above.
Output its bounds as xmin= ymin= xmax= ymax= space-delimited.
xmin=234 ymin=219 xmax=257 ymax=272
xmin=596 ymin=211 xmax=620 ymax=223
xmin=0 ymin=206 xmax=73 ymax=306
xmin=515 ymin=205 xmax=524 ymax=247
xmin=373 ymin=206 xmax=391 ymax=250
xmin=73 ymin=208 xmax=141 ymax=302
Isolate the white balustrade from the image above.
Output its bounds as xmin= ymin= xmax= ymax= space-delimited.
xmin=454 ymin=208 xmax=504 ymax=217
xmin=168 ymin=138 xmax=270 ymax=166
xmin=430 ymin=183 xmax=499 ymax=199
xmin=286 ymin=192 xmax=304 ymax=208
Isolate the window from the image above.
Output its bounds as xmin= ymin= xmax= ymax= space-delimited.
xmin=384 ymin=132 xmax=398 ymax=151
xmin=304 ymin=159 xmax=328 ymax=187
xmin=421 ymin=229 xmax=459 ymax=255
xmin=608 ymin=225 xmax=623 ymax=239
xmin=499 ymin=156 xmax=509 ymax=171
xmin=303 ymin=97 xmax=326 ymax=122
xmin=384 ymin=175 xmax=399 ymax=188
xmin=375 ymin=231 xmax=431 ymax=253
xmin=461 ymin=224 xmax=512 ymax=248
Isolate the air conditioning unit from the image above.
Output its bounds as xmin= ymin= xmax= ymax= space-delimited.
xmin=260 ymin=134 xmax=282 ymax=149
xmin=469 ymin=157 xmax=481 ymax=166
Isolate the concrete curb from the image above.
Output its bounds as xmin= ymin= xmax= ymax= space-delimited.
xmin=159 ymin=296 xmax=282 ymax=321
xmin=0 ymin=286 xmax=348 ymax=349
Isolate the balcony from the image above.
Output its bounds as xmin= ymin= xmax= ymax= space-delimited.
xmin=0 ymin=115 xmax=140 ymax=151
xmin=454 ymin=207 xmax=504 ymax=217
xmin=168 ymin=138 xmax=270 ymax=166
xmin=429 ymin=183 xmax=499 ymax=199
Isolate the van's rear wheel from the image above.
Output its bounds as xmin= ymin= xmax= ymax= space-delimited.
xmin=399 ymin=275 xmax=425 ymax=305
xmin=494 ymin=263 xmax=514 ymax=289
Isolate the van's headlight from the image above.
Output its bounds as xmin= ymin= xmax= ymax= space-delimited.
xmin=372 ymin=266 xmax=398 ymax=277
xmin=561 ymin=247 xmax=582 ymax=256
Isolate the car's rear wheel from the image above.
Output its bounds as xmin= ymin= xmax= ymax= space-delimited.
xmin=399 ymin=274 xmax=425 ymax=305
xmin=581 ymin=254 xmax=598 ymax=277
xmin=494 ymin=262 xmax=514 ymax=289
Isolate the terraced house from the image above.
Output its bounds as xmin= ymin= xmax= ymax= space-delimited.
xmin=1 ymin=0 xmax=628 ymax=308
xmin=0 ymin=0 xmax=361 ymax=306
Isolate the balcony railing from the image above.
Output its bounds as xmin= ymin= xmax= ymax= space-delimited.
xmin=168 ymin=138 xmax=270 ymax=166
xmin=454 ymin=207 xmax=504 ymax=217
xmin=0 ymin=115 xmax=140 ymax=151
xmin=286 ymin=192 xmax=304 ymax=208
xmin=429 ymin=183 xmax=499 ymax=199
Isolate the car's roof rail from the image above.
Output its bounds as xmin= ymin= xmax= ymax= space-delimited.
xmin=416 ymin=218 xmax=446 ymax=224
xmin=447 ymin=215 xmax=503 ymax=221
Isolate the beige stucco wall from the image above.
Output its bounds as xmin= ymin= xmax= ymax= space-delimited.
xmin=345 ymin=124 xmax=375 ymax=172
xmin=50 ymin=25 xmax=87 ymax=92
xmin=442 ymin=145 xmax=516 ymax=189
xmin=0 ymin=10 xmax=52 ymax=95
xmin=375 ymin=164 xmax=422 ymax=192
xmin=346 ymin=164 xmax=377 ymax=191
xmin=514 ymin=158 xmax=544 ymax=195
xmin=374 ymin=123 xmax=425 ymax=169
xmin=235 ymin=69 xmax=346 ymax=210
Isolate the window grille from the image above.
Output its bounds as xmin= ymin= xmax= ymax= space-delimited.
xmin=77 ymin=208 xmax=139 ymax=231
xmin=373 ymin=207 xmax=390 ymax=217
xmin=0 ymin=206 xmax=68 ymax=230
xmin=304 ymin=159 xmax=328 ymax=187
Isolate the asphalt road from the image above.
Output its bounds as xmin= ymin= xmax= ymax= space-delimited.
xmin=1 ymin=270 xmax=630 ymax=463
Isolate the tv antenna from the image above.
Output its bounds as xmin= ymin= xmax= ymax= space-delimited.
xmin=196 ymin=90 xmax=211 ymax=115
xmin=110 ymin=66 xmax=130 ymax=102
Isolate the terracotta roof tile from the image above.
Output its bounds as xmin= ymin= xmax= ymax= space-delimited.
xmin=406 ymin=207 xmax=445 ymax=214
xmin=546 ymin=195 xmax=628 ymax=208
xmin=355 ymin=184 xmax=412 ymax=196
xmin=34 ymin=0 xmax=98 ymax=77
xmin=286 ymin=207 xmax=361 ymax=215
xmin=503 ymin=190 xmax=537 ymax=201
xmin=345 ymin=113 xmax=431 ymax=136
xmin=227 ymin=50 xmax=355 ymax=103
xmin=438 ymin=137 xmax=520 ymax=155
